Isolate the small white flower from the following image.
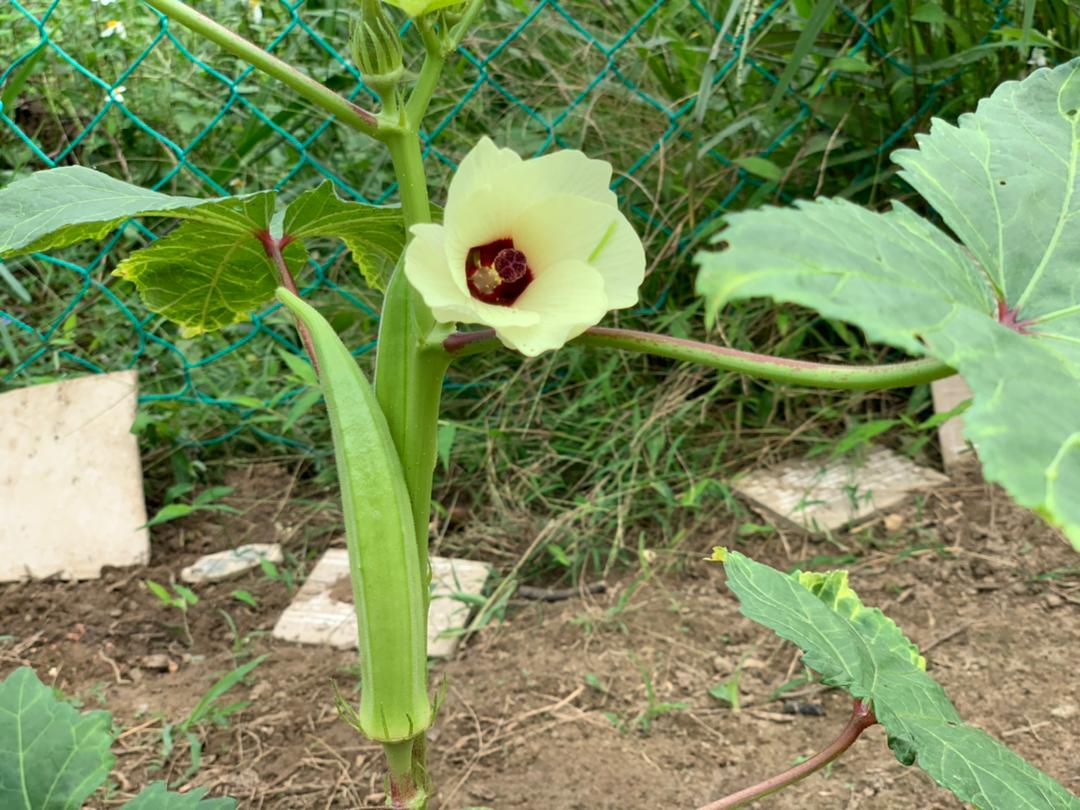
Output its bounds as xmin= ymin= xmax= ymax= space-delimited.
xmin=1028 ymin=47 xmax=1048 ymax=68
xmin=248 ymin=0 xmax=263 ymax=24
xmin=107 ymin=85 xmax=126 ymax=103
xmin=91 ymin=0 xmax=119 ymax=6
xmin=404 ymin=137 xmax=646 ymax=356
xmin=100 ymin=19 xmax=127 ymax=39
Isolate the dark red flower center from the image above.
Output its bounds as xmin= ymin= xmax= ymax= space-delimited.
xmin=466 ymin=238 xmax=533 ymax=306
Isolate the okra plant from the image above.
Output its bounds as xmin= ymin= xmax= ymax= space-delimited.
xmin=1 ymin=1 xmax=1078 ymax=808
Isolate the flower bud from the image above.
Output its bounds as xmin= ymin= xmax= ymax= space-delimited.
xmin=350 ymin=0 xmax=404 ymax=95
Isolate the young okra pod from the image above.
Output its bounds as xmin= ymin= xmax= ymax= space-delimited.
xmin=276 ymin=288 xmax=431 ymax=743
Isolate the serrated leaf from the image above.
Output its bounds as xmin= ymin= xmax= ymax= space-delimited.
xmin=0 ymin=167 xmax=225 ymax=257
xmin=282 ymin=182 xmax=407 ymax=291
xmin=696 ymin=61 xmax=1080 ymax=548
xmin=122 ymin=780 xmax=236 ymax=809
xmin=114 ymin=193 xmax=305 ymax=336
xmin=0 ymin=667 xmax=114 ymax=810
xmin=716 ymin=550 xmax=1080 ymax=810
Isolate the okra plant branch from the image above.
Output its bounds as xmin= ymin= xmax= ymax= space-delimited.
xmin=443 ymin=326 xmax=954 ymax=390
xmin=142 ymin=0 xmax=381 ymax=139
xmin=404 ymin=30 xmax=446 ymax=124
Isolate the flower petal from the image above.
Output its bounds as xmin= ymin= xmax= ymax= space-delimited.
xmin=443 ymin=187 xmax=519 ymax=291
xmin=404 ymin=224 xmax=470 ymax=310
xmin=508 ymin=149 xmax=617 ymax=208
xmin=446 ymin=137 xmax=522 ymax=211
xmin=494 ymin=259 xmax=608 ymax=356
xmin=512 ymin=196 xmax=645 ymax=310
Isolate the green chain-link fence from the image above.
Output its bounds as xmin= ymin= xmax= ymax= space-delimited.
xmin=0 ymin=0 xmax=1039 ymax=447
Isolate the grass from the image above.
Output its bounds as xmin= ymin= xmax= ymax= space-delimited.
xmin=2 ymin=0 xmax=1078 ymax=583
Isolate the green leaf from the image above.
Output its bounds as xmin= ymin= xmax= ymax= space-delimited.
xmin=911 ymin=3 xmax=949 ymax=24
xmin=114 ymin=193 xmax=305 ymax=337
xmin=0 ymin=167 xmax=226 ymax=258
xmin=282 ymin=182 xmax=407 ymax=291
xmin=715 ymin=550 xmax=1080 ymax=809
xmin=0 ymin=170 xmax=407 ymax=334
xmin=281 ymin=387 xmax=324 ymax=432
xmin=767 ymin=0 xmax=839 ymax=110
xmin=180 ymin=656 xmax=266 ymax=731
xmin=827 ymin=56 xmax=875 ymax=73
xmin=436 ymin=422 xmax=457 ymax=471
xmin=146 ymin=503 xmax=196 ymax=528
xmin=734 ymin=156 xmax=782 ymax=182
xmin=144 ymin=579 xmax=174 ymax=604
xmin=122 ymin=780 xmax=236 ymax=809
xmin=278 ymin=348 xmax=318 ymax=386
xmin=696 ymin=61 xmax=1080 ymax=548
xmin=0 ymin=667 xmax=114 ymax=810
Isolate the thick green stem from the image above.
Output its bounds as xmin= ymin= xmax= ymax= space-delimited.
xmin=142 ymin=0 xmax=381 ymax=139
xmin=447 ymin=0 xmax=488 ymax=50
xmin=374 ymin=130 xmax=445 ymax=810
xmin=444 ymin=326 xmax=954 ymax=391
xmin=406 ymin=48 xmax=447 ymax=124
xmin=377 ymin=133 xmax=444 ymax=566
xmin=385 ymin=132 xmax=435 ymax=236
xmin=384 ymin=739 xmax=424 ymax=809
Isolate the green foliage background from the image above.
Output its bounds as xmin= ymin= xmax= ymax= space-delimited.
xmin=1 ymin=0 xmax=1076 ymax=575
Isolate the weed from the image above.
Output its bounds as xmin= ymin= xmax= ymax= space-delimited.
xmin=145 ymin=484 xmax=241 ymax=528
xmin=144 ymin=580 xmax=198 ymax=647
xmin=159 ymin=655 xmax=267 ymax=787
xmin=708 ymin=675 xmax=742 ymax=713
xmin=630 ymin=656 xmax=688 ymax=736
xmin=259 ymin=557 xmax=296 ymax=596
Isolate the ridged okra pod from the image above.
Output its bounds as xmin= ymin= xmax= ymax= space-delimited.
xmin=276 ymin=287 xmax=431 ymax=743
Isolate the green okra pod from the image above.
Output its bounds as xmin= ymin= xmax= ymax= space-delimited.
xmin=276 ymin=287 xmax=431 ymax=743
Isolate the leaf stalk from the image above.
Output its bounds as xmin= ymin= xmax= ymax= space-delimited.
xmin=698 ymin=700 xmax=878 ymax=809
xmin=443 ymin=327 xmax=954 ymax=390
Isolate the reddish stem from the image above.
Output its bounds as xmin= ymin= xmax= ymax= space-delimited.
xmin=996 ymin=298 xmax=1034 ymax=334
xmin=389 ymin=772 xmax=417 ymax=809
xmin=257 ymin=230 xmax=319 ymax=376
xmin=697 ymin=700 xmax=878 ymax=810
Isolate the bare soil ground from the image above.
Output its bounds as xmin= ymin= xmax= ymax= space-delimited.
xmin=2 ymin=463 xmax=1078 ymax=809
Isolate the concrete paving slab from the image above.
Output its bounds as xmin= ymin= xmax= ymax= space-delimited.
xmin=272 ymin=548 xmax=492 ymax=658
xmin=181 ymin=543 xmax=283 ymax=584
xmin=931 ymin=375 xmax=975 ymax=470
xmin=732 ymin=445 xmax=948 ymax=533
xmin=0 ymin=371 xmax=149 ymax=581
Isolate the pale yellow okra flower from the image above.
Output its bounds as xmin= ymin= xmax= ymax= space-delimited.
xmin=404 ymin=137 xmax=647 ymax=356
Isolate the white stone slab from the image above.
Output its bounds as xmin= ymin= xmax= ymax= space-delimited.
xmin=733 ymin=445 xmax=948 ymax=533
xmin=272 ymin=549 xmax=492 ymax=657
xmin=181 ymin=543 xmax=282 ymax=584
xmin=931 ymin=375 xmax=975 ymax=470
xmin=0 ymin=371 xmax=149 ymax=580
